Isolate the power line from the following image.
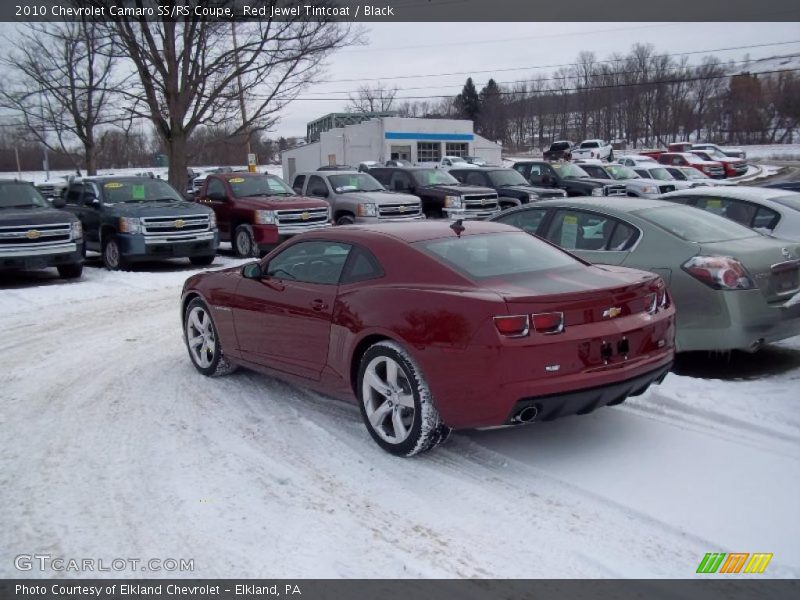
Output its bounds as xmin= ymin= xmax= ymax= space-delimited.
xmin=315 ymin=39 xmax=800 ymax=84
xmin=292 ymin=67 xmax=800 ymax=101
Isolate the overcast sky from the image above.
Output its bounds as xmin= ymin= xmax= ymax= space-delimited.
xmin=276 ymin=21 xmax=800 ymax=137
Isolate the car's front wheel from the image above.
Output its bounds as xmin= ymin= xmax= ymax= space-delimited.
xmin=184 ymin=298 xmax=237 ymax=377
xmin=336 ymin=213 xmax=356 ymax=226
xmin=102 ymin=234 xmax=127 ymax=271
xmin=357 ymin=340 xmax=450 ymax=456
xmin=233 ymin=224 xmax=257 ymax=258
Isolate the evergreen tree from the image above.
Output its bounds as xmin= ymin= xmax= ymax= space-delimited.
xmin=454 ymin=77 xmax=481 ymax=122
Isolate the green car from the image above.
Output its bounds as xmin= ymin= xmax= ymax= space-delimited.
xmin=490 ymin=197 xmax=800 ymax=352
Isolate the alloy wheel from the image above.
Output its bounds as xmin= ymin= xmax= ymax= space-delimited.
xmin=186 ymin=306 xmax=215 ymax=369
xmin=361 ymin=355 xmax=415 ymax=444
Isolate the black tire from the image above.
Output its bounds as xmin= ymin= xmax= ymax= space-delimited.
xmin=57 ymin=263 xmax=83 ymax=279
xmin=357 ymin=340 xmax=451 ymax=457
xmin=189 ymin=255 xmax=216 ymax=266
xmin=233 ymin=224 xmax=257 ymax=258
xmin=335 ymin=213 xmax=356 ymax=226
xmin=102 ymin=234 xmax=127 ymax=271
xmin=183 ymin=298 xmax=237 ymax=377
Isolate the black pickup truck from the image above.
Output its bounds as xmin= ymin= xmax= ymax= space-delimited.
xmin=510 ymin=161 xmax=626 ymax=197
xmin=62 ymin=176 xmax=219 ymax=270
xmin=542 ymin=140 xmax=574 ymax=161
xmin=449 ymin=167 xmax=567 ymax=209
xmin=369 ymin=167 xmax=500 ymax=219
xmin=0 ymin=179 xmax=84 ymax=278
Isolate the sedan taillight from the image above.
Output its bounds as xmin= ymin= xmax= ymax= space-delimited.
xmin=682 ymin=256 xmax=755 ymax=290
xmin=494 ymin=315 xmax=529 ymax=337
xmin=532 ymin=312 xmax=564 ymax=334
xmin=494 ymin=312 xmax=565 ymax=337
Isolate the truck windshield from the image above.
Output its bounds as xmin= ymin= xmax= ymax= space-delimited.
xmin=328 ymin=173 xmax=384 ymax=193
xmin=228 ymin=175 xmax=295 ymax=197
xmin=552 ymin=163 xmax=590 ymax=178
xmin=102 ymin=179 xmax=184 ymax=204
xmin=412 ymin=169 xmax=459 ymax=186
xmin=646 ymin=168 xmax=674 ymax=181
xmin=487 ymin=170 xmax=529 ymax=187
xmin=606 ymin=165 xmax=640 ymax=180
xmin=0 ymin=183 xmax=49 ymax=208
xmin=551 ymin=142 xmax=570 ymax=151
xmin=580 ymin=141 xmax=600 ymax=148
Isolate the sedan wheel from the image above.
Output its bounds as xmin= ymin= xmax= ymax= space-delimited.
xmin=184 ymin=298 xmax=237 ymax=377
xmin=358 ymin=341 xmax=450 ymax=456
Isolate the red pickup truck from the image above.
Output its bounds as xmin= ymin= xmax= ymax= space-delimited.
xmin=196 ymin=172 xmax=331 ymax=257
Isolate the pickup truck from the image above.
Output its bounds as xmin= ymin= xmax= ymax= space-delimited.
xmin=510 ymin=160 xmax=626 ymax=197
xmin=63 ymin=176 xmax=218 ymax=270
xmin=292 ymin=170 xmax=423 ymax=225
xmin=570 ymin=139 xmax=614 ymax=161
xmin=196 ymin=172 xmax=330 ymax=257
xmin=656 ymin=152 xmax=726 ymax=179
xmin=542 ymin=140 xmax=574 ymax=161
xmin=431 ymin=156 xmax=479 ymax=170
xmin=578 ymin=163 xmax=677 ymax=198
xmin=0 ymin=179 xmax=84 ymax=278
xmin=449 ymin=167 xmax=567 ymax=209
xmin=369 ymin=167 xmax=499 ymax=220
xmin=692 ymin=142 xmax=747 ymax=160
xmin=691 ymin=149 xmax=748 ymax=177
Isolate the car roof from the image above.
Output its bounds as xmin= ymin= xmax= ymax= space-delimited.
xmin=72 ymin=175 xmax=158 ymax=182
xmin=316 ymin=219 xmax=519 ymax=244
xmin=449 ymin=166 xmax=510 ymax=171
xmin=531 ymin=196 xmax=667 ymax=213
xmin=660 ymin=186 xmax=800 ymax=204
xmin=307 ymin=170 xmax=361 ymax=175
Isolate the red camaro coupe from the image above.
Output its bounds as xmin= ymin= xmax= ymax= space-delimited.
xmin=181 ymin=221 xmax=675 ymax=456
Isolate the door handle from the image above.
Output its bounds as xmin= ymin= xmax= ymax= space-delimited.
xmin=310 ymin=299 xmax=328 ymax=312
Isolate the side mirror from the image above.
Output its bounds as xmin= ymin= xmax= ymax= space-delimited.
xmin=84 ymin=194 xmax=99 ymax=206
xmin=51 ymin=196 xmax=66 ymax=209
xmin=242 ymin=262 xmax=262 ymax=279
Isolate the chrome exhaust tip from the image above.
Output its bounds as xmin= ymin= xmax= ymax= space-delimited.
xmin=512 ymin=405 xmax=539 ymax=424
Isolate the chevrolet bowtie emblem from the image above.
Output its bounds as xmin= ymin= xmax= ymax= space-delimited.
xmin=301 ymin=212 xmax=310 ymax=220
xmin=26 ymin=229 xmax=41 ymax=240
xmin=174 ymin=219 xmax=185 ymax=229
xmin=398 ymin=205 xmax=406 ymax=212
xmin=603 ymin=307 xmax=622 ymax=319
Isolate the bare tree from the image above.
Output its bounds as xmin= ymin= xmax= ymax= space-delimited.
xmin=0 ymin=19 xmax=124 ymax=175
xmin=89 ymin=1 xmax=361 ymax=191
xmin=348 ymin=82 xmax=399 ymax=113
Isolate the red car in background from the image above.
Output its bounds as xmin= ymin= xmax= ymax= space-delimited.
xmin=691 ymin=149 xmax=748 ymax=178
xmin=180 ymin=221 xmax=675 ymax=456
xmin=657 ymin=152 xmax=726 ymax=178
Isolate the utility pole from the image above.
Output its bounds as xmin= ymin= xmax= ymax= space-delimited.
xmin=39 ymin=85 xmax=50 ymax=180
xmin=231 ymin=22 xmax=255 ymax=172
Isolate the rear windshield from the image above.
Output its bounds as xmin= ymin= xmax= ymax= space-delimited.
xmin=639 ymin=205 xmax=757 ymax=243
xmin=580 ymin=141 xmax=600 ymax=148
xmin=551 ymin=142 xmax=570 ymax=150
xmin=771 ymin=194 xmax=800 ymax=212
xmin=415 ymin=232 xmax=579 ymax=280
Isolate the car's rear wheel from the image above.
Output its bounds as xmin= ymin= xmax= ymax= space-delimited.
xmin=233 ymin=224 xmax=257 ymax=258
xmin=190 ymin=255 xmax=215 ymax=266
xmin=102 ymin=234 xmax=127 ymax=271
xmin=57 ymin=263 xmax=83 ymax=279
xmin=357 ymin=340 xmax=450 ymax=456
xmin=184 ymin=298 xmax=237 ymax=377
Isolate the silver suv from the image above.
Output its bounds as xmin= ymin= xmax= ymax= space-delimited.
xmin=293 ymin=171 xmax=424 ymax=225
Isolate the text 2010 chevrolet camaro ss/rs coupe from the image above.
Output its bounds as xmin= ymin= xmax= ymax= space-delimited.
xmin=180 ymin=221 xmax=675 ymax=456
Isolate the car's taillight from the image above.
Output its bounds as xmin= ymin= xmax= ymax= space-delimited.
xmin=682 ymin=256 xmax=755 ymax=290
xmin=494 ymin=315 xmax=529 ymax=337
xmin=659 ymin=288 xmax=671 ymax=309
xmin=645 ymin=292 xmax=658 ymax=314
xmin=532 ymin=312 xmax=564 ymax=334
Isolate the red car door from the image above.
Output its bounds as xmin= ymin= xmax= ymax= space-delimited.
xmin=231 ymin=240 xmax=352 ymax=380
xmin=201 ymin=176 xmax=233 ymax=240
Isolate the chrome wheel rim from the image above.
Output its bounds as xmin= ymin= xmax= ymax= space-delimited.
xmin=186 ymin=306 xmax=215 ymax=368
xmin=362 ymin=356 xmax=415 ymax=444
xmin=105 ymin=241 xmax=119 ymax=268
xmin=235 ymin=230 xmax=251 ymax=256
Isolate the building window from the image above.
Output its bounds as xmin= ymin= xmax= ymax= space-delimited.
xmin=445 ymin=142 xmax=469 ymax=157
xmin=417 ymin=142 xmax=441 ymax=162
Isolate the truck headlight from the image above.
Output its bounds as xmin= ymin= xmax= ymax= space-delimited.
xmin=118 ymin=217 xmax=142 ymax=234
xmin=208 ymin=211 xmax=217 ymax=230
xmin=444 ymin=195 xmax=462 ymax=208
xmin=641 ymin=186 xmax=657 ymax=194
xmin=357 ymin=203 xmax=377 ymax=217
xmin=591 ymin=187 xmax=603 ymax=196
xmin=254 ymin=210 xmax=276 ymax=225
xmin=70 ymin=221 xmax=83 ymax=240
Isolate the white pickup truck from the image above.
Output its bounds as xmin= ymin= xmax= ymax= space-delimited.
xmin=570 ymin=139 xmax=614 ymax=161
xmin=428 ymin=156 xmax=480 ymax=170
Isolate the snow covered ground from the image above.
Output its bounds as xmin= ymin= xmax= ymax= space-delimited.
xmin=1 ymin=253 xmax=799 ymax=579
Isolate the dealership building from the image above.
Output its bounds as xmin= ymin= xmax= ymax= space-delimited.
xmin=281 ymin=114 xmax=503 ymax=180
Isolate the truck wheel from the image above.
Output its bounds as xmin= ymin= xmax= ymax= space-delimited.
xmin=102 ymin=234 xmax=127 ymax=271
xmin=184 ymin=298 xmax=237 ymax=377
xmin=189 ymin=255 xmax=215 ymax=267
xmin=608 ymin=150 xmax=614 ymax=162
xmin=335 ymin=214 xmax=356 ymax=226
xmin=233 ymin=224 xmax=257 ymax=258
xmin=357 ymin=340 xmax=451 ymax=457
xmin=57 ymin=263 xmax=83 ymax=279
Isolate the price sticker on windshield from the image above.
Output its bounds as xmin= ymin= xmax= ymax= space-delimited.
xmin=229 ymin=177 xmax=245 ymax=184
xmin=132 ymin=185 xmax=145 ymax=200
xmin=561 ymin=214 xmax=579 ymax=248
xmin=104 ymin=182 xmax=123 ymax=189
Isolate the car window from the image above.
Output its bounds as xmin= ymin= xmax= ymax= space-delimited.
xmin=494 ymin=208 xmax=548 ymax=234
xmin=206 ymin=178 xmax=226 ymax=197
xmin=753 ymin=206 xmax=780 ymax=230
xmin=266 ymin=241 xmax=352 ymax=285
xmin=693 ymin=197 xmax=757 ymax=227
xmin=340 ymin=247 xmax=385 ymax=284
xmin=65 ymin=185 xmax=82 ymax=205
xmin=389 ymin=172 xmax=413 ymax=192
xmin=639 ymin=205 xmax=757 ymax=243
xmin=292 ymin=175 xmax=306 ymax=194
xmin=545 ymin=209 xmax=635 ymax=251
xmin=464 ymin=171 xmax=487 ymax=186
xmin=307 ymin=175 xmax=329 ymax=197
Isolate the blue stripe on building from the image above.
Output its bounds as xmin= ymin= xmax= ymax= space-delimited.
xmin=384 ymin=132 xmax=474 ymax=141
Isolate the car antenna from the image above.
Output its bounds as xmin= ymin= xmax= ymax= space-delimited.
xmin=450 ymin=219 xmax=465 ymax=237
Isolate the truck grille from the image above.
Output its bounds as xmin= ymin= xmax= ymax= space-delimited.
xmin=378 ymin=202 xmax=422 ymax=219
xmin=708 ymin=166 xmax=725 ymax=177
xmin=276 ymin=207 xmax=331 ymax=233
xmin=462 ymin=193 xmax=499 ymax=211
xmin=603 ymin=185 xmax=627 ymax=196
xmin=0 ymin=222 xmax=76 ymax=257
xmin=36 ymin=183 xmax=64 ymax=198
xmin=142 ymin=214 xmax=211 ymax=235
xmin=658 ymin=185 xmax=676 ymax=194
